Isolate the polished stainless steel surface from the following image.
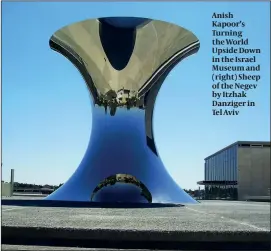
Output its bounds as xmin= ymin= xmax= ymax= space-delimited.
xmin=46 ymin=17 xmax=200 ymax=203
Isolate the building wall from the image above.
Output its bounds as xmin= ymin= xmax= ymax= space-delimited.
xmin=205 ymin=144 xmax=238 ymax=182
xmin=1 ymin=182 xmax=12 ymax=197
xmin=237 ymin=146 xmax=270 ymax=200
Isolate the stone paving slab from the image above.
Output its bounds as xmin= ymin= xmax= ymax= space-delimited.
xmin=2 ymin=200 xmax=270 ymax=250
xmin=2 ymin=200 xmax=270 ymax=232
xmin=0 ymin=247 xmax=196 ymax=251
xmin=1 ymin=246 xmax=111 ymax=251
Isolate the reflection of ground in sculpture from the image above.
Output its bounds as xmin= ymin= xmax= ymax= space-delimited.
xmin=45 ymin=17 xmax=200 ymax=204
xmin=91 ymin=174 xmax=152 ymax=203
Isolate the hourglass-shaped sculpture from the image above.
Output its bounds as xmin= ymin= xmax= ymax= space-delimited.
xmin=45 ymin=17 xmax=200 ymax=204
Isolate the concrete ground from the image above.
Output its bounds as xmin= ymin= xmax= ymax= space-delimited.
xmin=1 ymin=247 xmax=182 ymax=251
xmin=2 ymin=198 xmax=270 ymax=250
xmin=3 ymin=195 xmax=46 ymax=200
xmin=2 ymin=199 xmax=270 ymax=231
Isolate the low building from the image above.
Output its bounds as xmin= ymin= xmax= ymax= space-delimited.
xmin=2 ymin=181 xmax=12 ymax=197
xmin=197 ymin=141 xmax=270 ymax=201
xmin=2 ymin=169 xmax=14 ymax=197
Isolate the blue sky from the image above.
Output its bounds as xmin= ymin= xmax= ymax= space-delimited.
xmin=2 ymin=2 xmax=270 ymax=189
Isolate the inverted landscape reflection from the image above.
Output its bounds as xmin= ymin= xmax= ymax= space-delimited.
xmin=45 ymin=17 xmax=200 ymax=204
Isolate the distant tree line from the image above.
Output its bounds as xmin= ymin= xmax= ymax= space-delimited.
xmin=12 ymin=182 xmax=63 ymax=190
xmin=10 ymin=182 xmax=196 ymax=193
xmin=9 ymin=181 xmax=200 ymax=197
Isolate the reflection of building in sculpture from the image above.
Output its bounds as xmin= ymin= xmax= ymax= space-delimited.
xmin=96 ymin=88 xmax=140 ymax=115
xmin=117 ymin=88 xmax=129 ymax=104
xmin=45 ymin=17 xmax=200 ymax=203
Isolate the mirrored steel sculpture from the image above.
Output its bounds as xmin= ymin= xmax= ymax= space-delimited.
xmin=45 ymin=17 xmax=200 ymax=203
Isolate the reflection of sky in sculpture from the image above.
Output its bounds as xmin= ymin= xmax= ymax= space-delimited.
xmin=99 ymin=17 xmax=150 ymax=28
xmin=46 ymin=107 xmax=198 ymax=203
xmin=46 ymin=17 xmax=200 ymax=204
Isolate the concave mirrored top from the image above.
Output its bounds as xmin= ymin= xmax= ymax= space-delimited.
xmin=50 ymin=17 xmax=199 ymax=100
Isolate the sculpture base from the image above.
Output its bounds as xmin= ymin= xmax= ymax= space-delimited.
xmin=45 ymin=107 xmax=197 ymax=204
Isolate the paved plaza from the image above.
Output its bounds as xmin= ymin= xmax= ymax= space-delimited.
xmin=2 ymin=198 xmax=270 ymax=250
